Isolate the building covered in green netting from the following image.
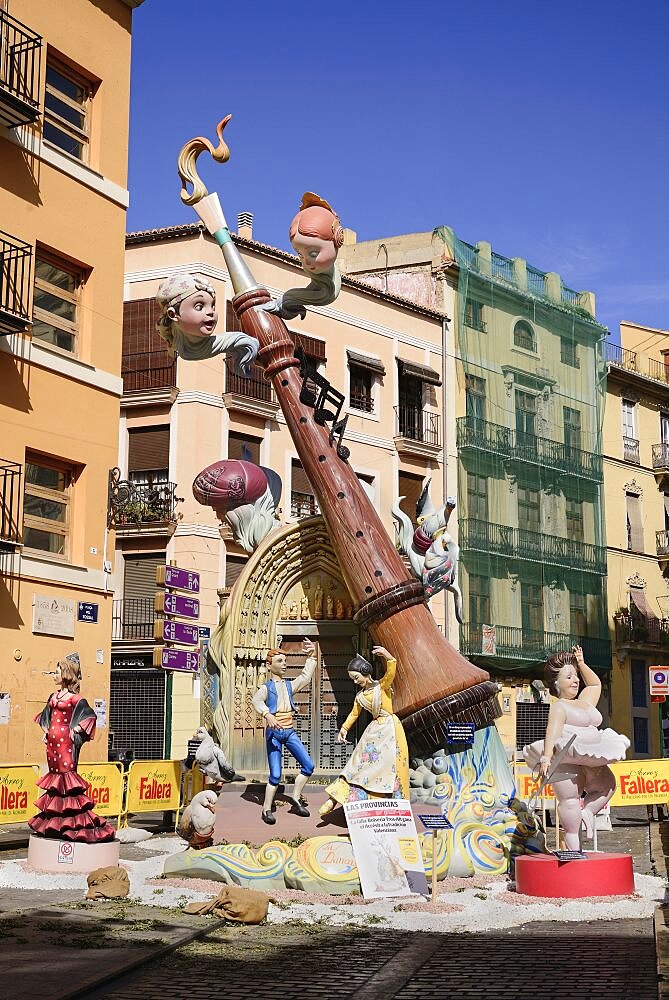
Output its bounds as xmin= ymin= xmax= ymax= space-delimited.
xmin=339 ymin=224 xmax=611 ymax=754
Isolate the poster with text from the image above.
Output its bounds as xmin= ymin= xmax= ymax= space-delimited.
xmin=344 ymin=798 xmax=429 ymax=899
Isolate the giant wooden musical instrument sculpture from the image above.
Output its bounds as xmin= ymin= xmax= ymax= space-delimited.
xmin=178 ymin=117 xmax=500 ymax=755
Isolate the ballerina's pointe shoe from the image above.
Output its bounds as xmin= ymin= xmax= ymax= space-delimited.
xmin=319 ymin=799 xmax=335 ymax=817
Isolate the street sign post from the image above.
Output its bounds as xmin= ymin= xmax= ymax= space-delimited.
xmin=650 ymin=667 xmax=669 ymax=698
xmin=154 ymin=619 xmax=199 ymax=646
xmin=156 ymin=565 xmax=200 ymax=593
xmin=153 ymin=647 xmax=200 ymax=672
xmin=155 ymin=592 xmax=200 ymax=619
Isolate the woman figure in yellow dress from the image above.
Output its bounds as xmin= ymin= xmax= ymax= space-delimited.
xmin=320 ymin=646 xmax=409 ymax=816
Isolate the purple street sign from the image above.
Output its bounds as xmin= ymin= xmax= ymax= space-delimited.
xmin=161 ymin=619 xmax=199 ymax=645
xmin=163 ymin=593 xmax=200 ymax=619
xmin=155 ymin=647 xmax=199 ymax=673
xmin=161 ymin=565 xmax=200 ymax=593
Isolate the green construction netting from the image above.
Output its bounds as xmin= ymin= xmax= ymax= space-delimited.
xmin=433 ymin=226 xmax=610 ymax=676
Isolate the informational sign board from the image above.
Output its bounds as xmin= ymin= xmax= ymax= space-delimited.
xmin=446 ymin=723 xmax=475 ymax=746
xmin=78 ymin=762 xmax=123 ymax=818
xmin=0 ymin=766 xmax=39 ymax=824
xmin=156 ymin=565 xmax=200 ymax=593
xmin=153 ymin=646 xmax=200 ymax=672
xmin=344 ymin=799 xmax=429 ymax=899
xmin=125 ymin=760 xmax=181 ymax=813
xmin=94 ymin=698 xmax=107 ymax=728
xmin=553 ymin=850 xmax=586 ymax=861
xmin=32 ymin=594 xmax=75 ymax=638
xmin=155 ymin=592 xmax=200 ymax=619
xmin=154 ymin=619 xmax=199 ymax=646
xmin=77 ymin=601 xmax=99 ymax=623
xmin=650 ymin=667 xmax=669 ymax=697
xmin=417 ymin=813 xmax=452 ymax=830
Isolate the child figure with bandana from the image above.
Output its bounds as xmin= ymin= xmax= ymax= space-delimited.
xmin=155 ymin=273 xmax=258 ymax=373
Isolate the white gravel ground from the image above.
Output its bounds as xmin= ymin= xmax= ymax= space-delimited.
xmin=1 ymin=838 xmax=665 ymax=932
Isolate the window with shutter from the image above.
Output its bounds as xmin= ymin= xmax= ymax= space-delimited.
xmin=225 ymin=555 xmax=247 ymax=587
xmin=291 ymin=460 xmax=318 ymax=518
xmin=397 ymin=471 xmax=424 ymax=522
xmin=128 ymin=427 xmax=170 ymax=483
xmin=228 ymin=432 xmax=261 ymax=464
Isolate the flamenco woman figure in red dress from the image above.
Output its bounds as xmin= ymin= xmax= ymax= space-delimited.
xmin=29 ymin=655 xmax=115 ymax=843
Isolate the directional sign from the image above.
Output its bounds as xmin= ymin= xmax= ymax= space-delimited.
xmin=155 ymin=592 xmax=200 ymax=619
xmin=650 ymin=667 xmax=669 ymax=697
xmin=154 ymin=619 xmax=199 ymax=646
xmin=156 ymin=565 xmax=200 ymax=593
xmin=417 ymin=814 xmax=452 ymax=831
xmin=153 ymin=646 xmax=200 ymax=672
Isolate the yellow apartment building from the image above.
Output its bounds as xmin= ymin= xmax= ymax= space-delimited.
xmin=605 ymin=321 xmax=669 ymax=759
xmin=110 ymin=218 xmax=449 ymax=767
xmin=0 ymin=0 xmax=143 ymax=763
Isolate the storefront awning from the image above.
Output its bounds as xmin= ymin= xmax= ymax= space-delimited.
xmin=397 ymin=358 xmax=442 ymax=386
xmin=346 ymin=349 xmax=386 ymax=376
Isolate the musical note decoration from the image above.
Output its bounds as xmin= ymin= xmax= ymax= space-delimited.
xmin=295 ymin=346 xmax=350 ymax=461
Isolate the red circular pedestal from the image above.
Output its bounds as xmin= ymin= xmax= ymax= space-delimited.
xmin=515 ymin=852 xmax=634 ymax=898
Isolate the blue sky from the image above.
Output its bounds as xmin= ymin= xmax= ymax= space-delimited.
xmin=127 ymin=1 xmax=668 ymax=338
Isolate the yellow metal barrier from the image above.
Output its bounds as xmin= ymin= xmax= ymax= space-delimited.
xmin=78 ymin=761 xmax=124 ymax=827
xmin=122 ymin=759 xmax=182 ymax=828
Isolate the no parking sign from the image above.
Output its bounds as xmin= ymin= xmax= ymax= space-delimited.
xmin=649 ymin=667 xmax=669 ymax=697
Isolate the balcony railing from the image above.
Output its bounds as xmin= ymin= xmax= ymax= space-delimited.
xmin=457 ymin=416 xmax=603 ymax=481
xmin=395 ymin=406 xmax=441 ymax=447
xmin=291 ymin=490 xmax=319 ymax=519
xmin=460 ymin=623 xmax=611 ymax=669
xmin=112 ymin=598 xmax=154 ymax=641
xmin=460 ymin=519 xmax=606 ymax=574
xmin=614 ymin=614 xmax=669 ymax=649
xmin=225 ymin=359 xmax=274 ymax=403
xmin=349 ymin=390 xmax=374 ymax=413
xmin=607 ymin=342 xmax=669 ymax=387
xmin=652 ymin=443 xmax=669 ymax=471
xmin=458 ymin=242 xmax=581 ymax=310
xmin=0 ymin=459 xmax=21 ymax=549
xmin=121 ymin=351 xmax=177 ymax=393
xmin=108 ymin=471 xmax=180 ymax=530
xmin=0 ymin=231 xmax=32 ymax=333
xmin=0 ymin=11 xmax=42 ymax=128
xmin=657 ymin=530 xmax=669 ymax=558
xmin=623 ymin=436 xmax=640 ymax=465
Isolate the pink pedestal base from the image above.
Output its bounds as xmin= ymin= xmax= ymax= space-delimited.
xmin=515 ymin=852 xmax=635 ymax=898
xmin=27 ymin=834 xmax=120 ymax=873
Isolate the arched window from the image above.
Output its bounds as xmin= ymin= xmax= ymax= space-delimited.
xmin=513 ymin=320 xmax=536 ymax=352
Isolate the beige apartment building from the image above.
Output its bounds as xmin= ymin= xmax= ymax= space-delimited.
xmin=605 ymin=321 xmax=669 ymax=760
xmin=0 ymin=0 xmax=142 ymax=763
xmin=111 ymin=219 xmax=449 ymax=765
xmin=340 ymin=227 xmax=609 ymax=758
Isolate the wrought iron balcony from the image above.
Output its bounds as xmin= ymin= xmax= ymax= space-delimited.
xmin=107 ymin=469 xmax=181 ymax=532
xmin=291 ymin=490 xmax=319 ymax=519
xmin=112 ymin=598 xmax=154 ymax=642
xmin=623 ymin=436 xmax=640 ymax=465
xmin=607 ymin=343 xmax=669 ymax=386
xmin=0 ymin=11 xmax=42 ymax=128
xmin=652 ymin=443 xmax=669 ymax=472
xmin=657 ymin=530 xmax=669 ymax=559
xmin=460 ymin=623 xmax=611 ymax=669
xmin=0 ymin=231 xmax=32 ymax=333
xmin=121 ymin=351 xmax=177 ymax=393
xmin=0 ymin=458 xmax=21 ymax=550
xmin=456 ymin=416 xmax=603 ymax=482
xmin=614 ymin=613 xmax=669 ymax=649
xmin=395 ymin=406 xmax=441 ymax=447
xmin=460 ymin=519 xmax=606 ymax=574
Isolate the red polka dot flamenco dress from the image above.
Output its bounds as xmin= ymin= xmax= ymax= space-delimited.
xmin=28 ymin=691 xmax=115 ymax=842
